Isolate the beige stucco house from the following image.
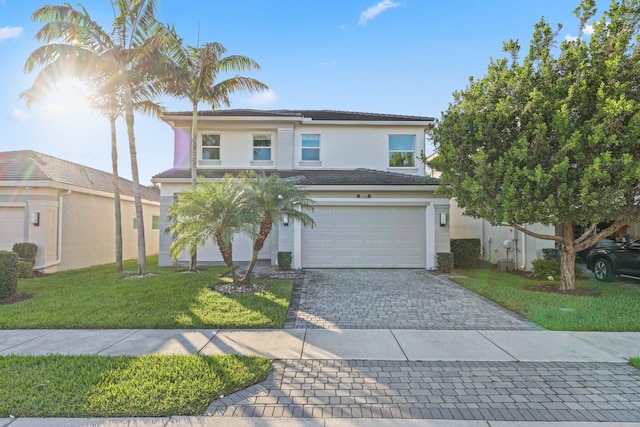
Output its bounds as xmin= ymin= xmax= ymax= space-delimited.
xmin=0 ymin=150 xmax=160 ymax=272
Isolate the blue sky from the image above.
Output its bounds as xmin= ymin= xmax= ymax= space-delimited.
xmin=1 ymin=0 xmax=600 ymax=185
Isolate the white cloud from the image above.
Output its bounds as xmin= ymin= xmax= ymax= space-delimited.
xmin=358 ymin=0 xmax=401 ymax=26
xmin=583 ymin=24 xmax=594 ymax=35
xmin=249 ymin=89 xmax=278 ymax=106
xmin=0 ymin=26 xmax=23 ymax=42
xmin=11 ymin=108 xmax=28 ymax=121
xmin=564 ymin=34 xmax=578 ymax=42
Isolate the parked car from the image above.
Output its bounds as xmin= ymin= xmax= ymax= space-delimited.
xmin=586 ymin=238 xmax=640 ymax=281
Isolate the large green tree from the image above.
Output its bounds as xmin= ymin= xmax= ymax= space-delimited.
xmin=24 ymin=1 xmax=176 ymax=275
xmin=162 ymin=36 xmax=268 ymax=271
xmin=428 ymin=0 xmax=640 ymax=291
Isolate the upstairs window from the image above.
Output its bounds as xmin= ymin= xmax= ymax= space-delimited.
xmin=301 ymin=134 xmax=320 ymax=161
xmin=202 ymin=134 xmax=220 ymax=160
xmin=253 ymin=135 xmax=271 ymax=161
xmin=388 ymin=135 xmax=415 ymax=167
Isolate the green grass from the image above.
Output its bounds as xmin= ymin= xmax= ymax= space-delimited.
xmin=0 ymin=354 xmax=270 ymax=417
xmin=0 ymin=255 xmax=293 ymax=329
xmin=631 ymin=358 xmax=640 ymax=370
xmin=450 ymin=267 xmax=640 ymax=331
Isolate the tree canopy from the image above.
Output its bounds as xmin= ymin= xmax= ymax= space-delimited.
xmin=428 ymin=0 xmax=640 ymax=290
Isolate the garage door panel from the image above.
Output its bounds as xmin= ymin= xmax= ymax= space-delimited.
xmin=302 ymin=206 xmax=426 ymax=268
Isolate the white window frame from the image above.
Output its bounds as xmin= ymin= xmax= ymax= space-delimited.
xmin=200 ymin=133 xmax=221 ymax=165
xmin=388 ymin=134 xmax=416 ymax=168
xmin=252 ymin=134 xmax=273 ymax=165
xmin=300 ymin=134 xmax=321 ymax=166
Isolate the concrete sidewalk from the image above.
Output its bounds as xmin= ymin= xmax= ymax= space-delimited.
xmin=1 ymin=329 xmax=640 ymax=362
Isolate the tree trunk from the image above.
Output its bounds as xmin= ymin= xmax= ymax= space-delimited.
xmin=124 ymin=81 xmax=146 ymax=275
xmin=110 ymin=117 xmax=123 ymax=273
xmin=189 ymin=102 xmax=199 ymax=271
xmin=216 ymin=234 xmax=237 ymax=283
xmin=240 ymin=217 xmax=272 ymax=284
xmin=559 ymin=222 xmax=576 ymax=292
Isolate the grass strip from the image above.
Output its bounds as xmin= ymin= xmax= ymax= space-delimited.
xmin=0 ymin=354 xmax=271 ymax=417
xmin=631 ymin=358 xmax=640 ymax=370
xmin=449 ymin=268 xmax=640 ymax=331
xmin=0 ymin=255 xmax=293 ymax=329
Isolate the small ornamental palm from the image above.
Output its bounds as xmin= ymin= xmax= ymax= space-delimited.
xmin=240 ymin=172 xmax=316 ymax=284
xmin=167 ymin=176 xmax=253 ymax=283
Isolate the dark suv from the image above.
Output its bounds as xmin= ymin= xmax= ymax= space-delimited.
xmin=586 ymin=238 xmax=640 ymax=282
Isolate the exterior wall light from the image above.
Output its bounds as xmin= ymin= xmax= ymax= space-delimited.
xmin=439 ymin=212 xmax=447 ymax=227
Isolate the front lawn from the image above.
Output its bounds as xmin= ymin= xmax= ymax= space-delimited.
xmin=0 ymin=255 xmax=293 ymax=329
xmin=0 ymin=354 xmax=270 ymax=417
xmin=449 ymin=268 xmax=640 ymax=331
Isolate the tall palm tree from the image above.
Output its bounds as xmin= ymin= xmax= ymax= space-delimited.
xmin=167 ymin=176 xmax=253 ymax=283
xmin=23 ymin=2 xmax=167 ymax=273
xmin=240 ymin=172 xmax=316 ymax=284
xmin=24 ymin=0 xmax=176 ymax=275
xmin=163 ymin=35 xmax=268 ymax=271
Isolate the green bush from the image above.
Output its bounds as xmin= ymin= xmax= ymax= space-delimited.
xmin=451 ymin=239 xmax=481 ymax=268
xmin=12 ymin=242 xmax=37 ymax=264
xmin=277 ymin=252 xmax=292 ymax=270
xmin=532 ymin=258 xmax=560 ymax=279
xmin=436 ymin=252 xmax=454 ymax=273
xmin=0 ymin=251 xmax=19 ymax=299
xmin=541 ymin=248 xmax=560 ymax=261
xmin=17 ymin=260 xmax=33 ymax=279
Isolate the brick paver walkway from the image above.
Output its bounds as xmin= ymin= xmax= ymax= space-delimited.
xmin=208 ymin=360 xmax=640 ymax=422
xmin=285 ymin=269 xmax=537 ymax=330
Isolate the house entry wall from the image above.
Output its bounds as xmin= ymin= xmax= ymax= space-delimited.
xmin=301 ymin=206 xmax=426 ymax=268
xmin=0 ymin=206 xmax=25 ymax=251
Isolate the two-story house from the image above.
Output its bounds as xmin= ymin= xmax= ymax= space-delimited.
xmin=152 ymin=110 xmax=450 ymax=269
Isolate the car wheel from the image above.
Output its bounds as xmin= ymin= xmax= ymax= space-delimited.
xmin=593 ymin=258 xmax=614 ymax=282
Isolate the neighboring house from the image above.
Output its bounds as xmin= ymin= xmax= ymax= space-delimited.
xmin=0 ymin=150 xmax=160 ymax=272
xmin=153 ymin=110 xmax=450 ymax=269
xmin=425 ymin=152 xmax=555 ymax=270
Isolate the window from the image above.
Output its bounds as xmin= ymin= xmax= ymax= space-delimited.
xmin=301 ymin=135 xmax=320 ymax=161
xmin=253 ymin=135 xmax=271 ymax=161
xmin=152 ymin=215 xmax=160 ymax=230
xmin=388 ymin=135 xmax=415 ymax=167
xmin=202 ymin=134 xmax=220 ymax=160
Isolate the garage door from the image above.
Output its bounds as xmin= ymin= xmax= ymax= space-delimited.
xmin=0 ymin=207 xmax=25 ymax=251
xmin=302 ymin=206 xmax=426 ymax=268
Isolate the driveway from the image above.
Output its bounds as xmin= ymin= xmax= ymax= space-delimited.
xmin=285 ymin=269 xmax=538 ymax=330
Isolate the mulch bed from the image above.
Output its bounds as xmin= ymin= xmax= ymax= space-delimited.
xmin=0 ymin=292 xmax=36 ymax=305
xmin=524 ymin=284 xmax=601 ymax=297
xmin=210 ymin=282 xmax=265 ymax=296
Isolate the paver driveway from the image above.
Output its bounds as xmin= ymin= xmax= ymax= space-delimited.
xmin=285 ymin=269 xmax=538 ymax=330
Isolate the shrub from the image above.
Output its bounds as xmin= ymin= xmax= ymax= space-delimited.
xmin=12 ymin=242 xmax=38 ymax=264
xmin=450 ymin=239 xmax=481 ymax=268
xmin=277 ymin=252 xmax=292 ymax=270
xmin=436 ymin=252 xmax=454 ymax=273
xmin=0 ymin=250 xmax=19 ymax=299
xmin=532 ymin=258 xmax=560 ymax=279
xmin=17 ymin=260 xmax=33 ymax=278
xmin=541 ymin=248 xmax=560 ymax=261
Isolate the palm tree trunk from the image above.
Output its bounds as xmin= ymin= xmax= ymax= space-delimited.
xmin=216 ymin=234 xmax=237 ymax=283
xmin=110 ymin=116 xmax=123 ymax=272
xmin=241 ymin=217 xmax=272 ymax=284
xmin=189 ymin=102 xmax=198 ymax=271
xmin=124 ymin=81 xmax=146 ymax=275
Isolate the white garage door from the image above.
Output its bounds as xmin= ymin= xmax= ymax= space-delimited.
xmin=0 ymin=207 xmax=25 ymax=251
xmin=302 ymin=206 xmax=426 ymax=268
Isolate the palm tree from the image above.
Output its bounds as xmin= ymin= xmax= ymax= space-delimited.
xmin=240 ymin=172 xmax=316 ymax=284
xmin=25 ymin=0 xmax=173 ymax=275
xmin=166 ymin=176 xmax=253 ymax=283
xmin=163 ymin=35 xmax=268 ymax=271
xmin=23 ymin=2 xmax=167 ymax=273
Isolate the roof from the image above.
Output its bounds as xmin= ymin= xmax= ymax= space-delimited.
xmin=153 ymin=168 xmax=440 ymax=186
xmin=0 ymin=150 xmax=160 ymax=201
xmin=162 ymin=109 xmax=434 ymax=122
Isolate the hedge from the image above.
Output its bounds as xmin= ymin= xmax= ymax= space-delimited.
xmin=450 ymin=239 xmax=481 ymax=268
xmin=0 ymin=250 xmax=19 ymax=299
xmin=12 ymin=242 xmax=38 ymax=264
xmin=436 ymin=252 xmax=454 ymax=273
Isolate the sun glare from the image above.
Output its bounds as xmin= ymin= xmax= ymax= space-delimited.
xmin=39 ymin=79 xmax=92 ymax=118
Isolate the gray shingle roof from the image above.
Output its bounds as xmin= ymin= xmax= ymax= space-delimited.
xmin=0 ymin=150 xmax=160 ymax=201
xmin=153 ymin=168 xmax=439 ymax=186
xmin=163 ymin=109 xmax=434 ymax=122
